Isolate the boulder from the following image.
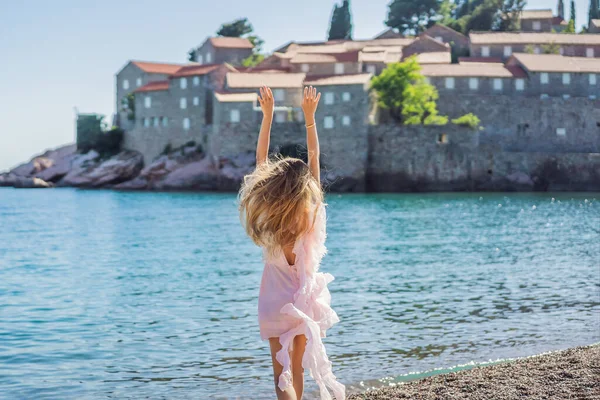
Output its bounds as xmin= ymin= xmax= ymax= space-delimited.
xmin=0 ymin=173 xmax=17 ymax=187
xmin=113 ymin=177 xmax=149 ymax=190
xmin=10 ymin=144 xmax=77 ymax=177
xmin=156 ymin=157 xmax=219 ymax=190
xmin=36 ymin=153 xmax=78 ymax=183
xmin=59 ymin=150 xmax=142 ymax=188
xmin=11 ymin=176 xmax=53 ymax=188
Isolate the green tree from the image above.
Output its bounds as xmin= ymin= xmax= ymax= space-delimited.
xmin=216 ymin=18 xmax=253 ymax=37
xmin=464 ymin=0 xmax=500 ymax=33
xmin=328 ymin=0 xmax=353 ymax=40
xmin=564 ymin=17 xmax=576 ymax=32
xmin=242 ymin=35 xmax=265 ymax=67
xmin=497 ymin=0 xmax=526 ymax=31
xmin=386 ymin=0 xmax=441 ymax=34
xmin=438 ymin=0 xmax=457 ymax=25
xmin=370 ymin=56 xmax=447 ymax=125
xmin=187 ymin=49 xmax=197 ymax=62
xmin=569 ymin=0 xmax=576 ymax=27
xmin=558 ymin=0 xmax=565 ymax=19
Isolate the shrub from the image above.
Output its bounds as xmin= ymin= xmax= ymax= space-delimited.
xmin=452 ymin=113 xmax=481 ymax=129
xmin=371 ymin=56 xmax=447 ymax=125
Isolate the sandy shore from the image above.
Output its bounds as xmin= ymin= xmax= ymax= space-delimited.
xmin=347 ymin=344 xmax=600 ymax=400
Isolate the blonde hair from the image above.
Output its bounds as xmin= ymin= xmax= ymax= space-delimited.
xmin=238 ymin=155 xmax=325 ymax=258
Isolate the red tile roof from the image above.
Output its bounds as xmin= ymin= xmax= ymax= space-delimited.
xmin=509 ymin=53 xmax=600 ymax=73
xmin=209 ymin=37 xmax=254 ymax=49
xmin=171 ymin=64 xmax=221 ymax=77
xmin=304 ymin=73 xmax=373 ymax=86
xmin=134 ymin=80 xmax=170 ymax=93
xmin=469 ymin=32 xmax=600 ymax=45
xmin=421 ymin=63 xmax=525 ymax=78
xmin=131 ymin=61 xmax=185 ymax=75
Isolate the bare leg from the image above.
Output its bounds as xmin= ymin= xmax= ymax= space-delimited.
xmin=269 ymin=338 xmax=297 ymax=400
xmin=292 ymin=335 xmax=307 ymax=400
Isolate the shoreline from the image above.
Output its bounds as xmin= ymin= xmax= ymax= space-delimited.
xmin=347 ymin=344 xmax=600 ymax=399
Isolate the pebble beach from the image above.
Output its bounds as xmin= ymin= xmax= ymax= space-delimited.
xmin=348 ymin=344 xmax=600 ymax=400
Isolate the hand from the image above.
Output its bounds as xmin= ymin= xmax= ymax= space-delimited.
xmin=258 ymin=86 xmax=274 ymax=117
xmin=302 ymin=86 xmax=321 ymax=118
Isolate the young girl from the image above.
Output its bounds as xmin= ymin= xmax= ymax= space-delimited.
xmin=238 ymin=86 xmax=345 ymax=400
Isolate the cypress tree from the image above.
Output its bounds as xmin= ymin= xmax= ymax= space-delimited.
xmin=558 ymin=0 xmax=565 ymax=20
xmin=328 ymin=0 xmax=353 ymax=40
xmin=589 ymin=0 xmax=600 ymax=26
xmin=570 ymin=0 xmax=576 ymax=27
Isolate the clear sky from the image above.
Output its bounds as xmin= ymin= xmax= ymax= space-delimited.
xmin=0 ymin=0 xmax=589 ymax=171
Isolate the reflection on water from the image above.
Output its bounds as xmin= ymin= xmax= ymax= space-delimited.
xmin=0 ymin=190 xmax=598 ymax=399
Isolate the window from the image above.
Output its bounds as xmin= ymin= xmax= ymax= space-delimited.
xmin=559 ymin=47 xmax=564 ymax=55
xmin=533 ymin=46 xmax=541 ymax=54
xmin=586 ymin=48 xmax=594 ymax=58
xmin=493 ymin=78 xmax=503 ymax=91
xmin=532 ymin=21 xmax=541 ymax=31
xmin=342 ymin=92 xmax=351 ymax=102
xmin=540 ymin=94 xmax=549 ymax=99
xmin=162 ymin=117 xmax=168 ymax=127
xmin=540 ymin=73 xmax=549 ymax=84
xmin=273 ymin=89 xmax=285 ymax=102
xmin=515 ymin=78 xmax=525 ymax=91
xmin=143 ymin=117 xmax=150 ymax=127
xmin=590 ymin=74 xmax=597 ymax=85
xmin=198 ymin=54 xmax=203 ymax=64
xmin=481 ymin=46 xmax=490 ymax=57
xmin=183 ymin=118 xmax=190 ymax=130
xmin=556 ymin=128 xmax=566 ymax=136
xmin=180 ymin=97 xmax=187 ymax=109
xmin=366 ymin=65 xmax=376 ymax=75
xmin=144 ymin=96 xmax=151 ymax=108
xmin=435 ymin=36 xmax=443 ymax=42
xmin=206 ymin=52 xmax=212 ymax=63
xmin=324 ymin=116 xmax=334 ymax=129
xmin=437 ymin=133 xmax=449 ymax=144
xmin=230 ymin=109 xmax=240 ymax=123
xmin=469 ymin=78 xmax=479 ymax=90
xmin=193 ymin=76 xmax=200 ymax=86
xmin=563 ymin=94 xmax=570 ymax=99
xmin=503 ymin=46 xmax=512 ymax=57
xmin=123 ymin=80 xmax=129 ymax=90
xmin=301 ymin=64 xmax=309 ymax=73
xmin=136 ymin=78 xmax=142 ymax=87
xmin=445 ymin=77 xmax=455 ymax=89
xmin=153 ymin=117 xmax=159 ymax=127
xmin=193 ymin=96 xmax=199 ymax=106
xmin=562 ymin=73 xmax=570 ymax=85
xmin=180 ymin=78 xmax=187 ymax=89
xmin=342 ymin=115 xmax=351 ymax=126
xmin=275 ymin=112 xmax=286 ymax=123
xmin=334 ymin=63 xmax=345 ymax=74
xmin=324 ymin=92 xmax=334 ymax=105
xmin=590 ymin=95 xmax=597 ymax=99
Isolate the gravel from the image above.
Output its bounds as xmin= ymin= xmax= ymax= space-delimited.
xmin=347 ymin=344 xmax=600 ymax=400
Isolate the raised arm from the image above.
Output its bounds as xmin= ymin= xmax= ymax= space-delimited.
xmin=302 ymin=86 xmax=321 ymax=185
xmin=256 ymin=86 xmax=274 ymax=166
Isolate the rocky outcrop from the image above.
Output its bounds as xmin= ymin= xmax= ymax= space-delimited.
xmin=60 ymin=151 xmax=143 ymax=188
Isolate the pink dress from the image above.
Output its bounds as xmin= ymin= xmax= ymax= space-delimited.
xmin=258 ymin=203 xmax=346 ymax=400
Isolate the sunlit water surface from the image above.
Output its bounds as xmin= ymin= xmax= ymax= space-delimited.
xmin=0 ymin=189 xmax=598 ymax=399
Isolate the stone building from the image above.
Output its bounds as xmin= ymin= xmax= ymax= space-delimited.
xmin=506 ymin=53 xmax=599 ymax=99
xmin=590 ymin=19 xmax=600 ymax=34
xmin=422 ymin=54 xmax=599 ymax=99
xmin=424 ymin=24 xmax=470 ymax=58
xmin=193 ymin=37 xmax=254 ymax=65
xmin=514 ymin=9 xmax=555 ymax=32
xmin=469 ymin=32 xmax=600 ymax=59
xmin=115 ymin=61 xmax=184 ymax=130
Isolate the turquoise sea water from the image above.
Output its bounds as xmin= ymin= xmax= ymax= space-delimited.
xmin=0 ymin=189 xmax=598 ymax=399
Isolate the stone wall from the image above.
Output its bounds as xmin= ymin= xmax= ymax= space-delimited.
xmin=367 ymin=124 xmax=480 ymax=191
xmin=367 ymin=123 xmax=600 ymax=192
xmin=437 ymin=95 xmax=600 ymax=153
